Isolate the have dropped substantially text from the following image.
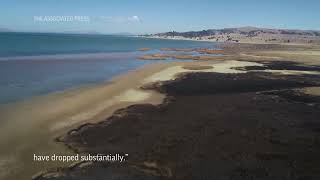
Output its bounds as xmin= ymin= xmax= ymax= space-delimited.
xmin=33 ymin=153 xmax=128 ymax=163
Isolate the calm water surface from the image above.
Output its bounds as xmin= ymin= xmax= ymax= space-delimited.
xmin=0 ymin=32 xmax=218 ymax=104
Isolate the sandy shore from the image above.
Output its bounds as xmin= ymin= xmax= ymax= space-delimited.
xmin=0 ymin=62 xmax=170 ymax=179
xmin=1 ymin=59 xmax=259 ymax=179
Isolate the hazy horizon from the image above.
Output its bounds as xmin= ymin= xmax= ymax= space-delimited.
xmin=1 ymin=26 xmax=320 ymax=36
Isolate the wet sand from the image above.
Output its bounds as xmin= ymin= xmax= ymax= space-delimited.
xmin=1 ymin=59 xmax=257 ymax=179
xmin=0 ymin=62 xmax=170 ymax=180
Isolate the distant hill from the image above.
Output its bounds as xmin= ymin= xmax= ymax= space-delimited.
xmin=150 ymin=27 xmax=320 ymax=44
xmin=154 ymin=27 xmax=320 ymax=38
xmin=0 ymin=28 xmax=12 ymax=32
xmin=62 ymin=30 xmax=102 ymax=35
xmin=110 ymin=32 xmax=136 ymax=36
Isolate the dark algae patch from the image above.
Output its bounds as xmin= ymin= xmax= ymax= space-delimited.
xmin=35 ymin=62 xmax=320 ymax=180
xmin=238 ymin=61 xmax=320 ymax=72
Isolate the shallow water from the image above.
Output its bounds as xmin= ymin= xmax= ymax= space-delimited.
xmin=0 ymin=33 xmax=218 ymax=104
xmin=0 ymin=52 xmax=151 ymax=104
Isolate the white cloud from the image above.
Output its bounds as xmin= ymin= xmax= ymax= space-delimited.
xmin=97 ymin=15 xmax=141 ymax=24
xmin=128 ymin=16 xmax=140 ymax=23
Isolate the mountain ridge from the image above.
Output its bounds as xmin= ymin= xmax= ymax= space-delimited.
xmin=153 ymin=26 xmax=320 ymax=37
xmin=148 ymin=26 xmax=320 ymax=44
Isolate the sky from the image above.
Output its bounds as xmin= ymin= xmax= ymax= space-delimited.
xmin=0 ymin=0 xmax=320 ymax=34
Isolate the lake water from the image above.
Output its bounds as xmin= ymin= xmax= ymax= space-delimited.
xmin=0 ymin=32 xmax=218 ymax=104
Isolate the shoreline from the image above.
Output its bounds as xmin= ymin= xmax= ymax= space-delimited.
xmin=1 ymin=59 xmax=236 ymax=180
xmin=0 ymin=62 xmax=169 ymax=180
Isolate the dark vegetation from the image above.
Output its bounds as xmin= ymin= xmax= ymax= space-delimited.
xmin=36 ymin=62 xmax=320 ymax=180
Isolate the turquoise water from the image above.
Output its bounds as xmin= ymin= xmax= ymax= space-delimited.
xmin=0 ymin=32 xmax=216 ymax=57
xmin=0 ymin=32 xmax=217 ymax=104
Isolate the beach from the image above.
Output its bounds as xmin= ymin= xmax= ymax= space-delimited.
xmin=1 ymin=59 xmax=251 ymax=179
xmin=0 ymin=61 xmax=173 ymax=180
xmin=0 ymin=57 xmax=233 ymax=179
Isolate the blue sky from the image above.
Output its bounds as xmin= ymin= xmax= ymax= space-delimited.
xmin=0 ymin=0 xmax=319 ymax=34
